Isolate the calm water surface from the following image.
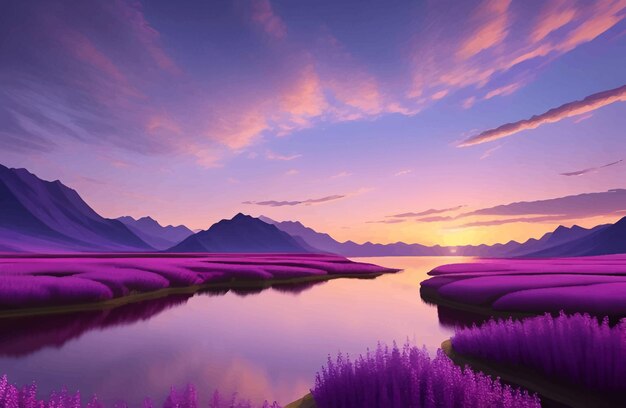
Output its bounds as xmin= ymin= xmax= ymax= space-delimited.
xmin=0 ymin=256 xmax=478 ymax=406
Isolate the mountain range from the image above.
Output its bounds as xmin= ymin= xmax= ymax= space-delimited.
xmin=261 ymin=217 xmax=614 ymax=258
xmin=0 ymin=163 xmax=624 ymax=257
xmin=117 ymin=216 xmax=193 ymax=250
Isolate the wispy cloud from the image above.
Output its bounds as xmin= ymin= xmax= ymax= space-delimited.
xmin=388 ymin=205 xmax=465 ymax=219
xmin=410 ymin=0 xmax=625 ymax=107
xmin=459 ymin=85 xmax=626 ymax=146
xmin=462 ymin=189 xmax=626 ymax=218
xmin=243 ymin=194 xmax=345 ymax=207
xmin=480 ymin=145 xmax=502 ymax=159
xmin=250 ymin=0 xmax=287 ymax=40
xmin=416 ymin=215 xmax=456 ymax=223
xmin=394 ymin=169 xmax=412 ymax=177
xmin=483 ymin=81 xmax=523 ymax=100
xmin=560 ymin=159 xmax=623 ymax=176
xmin=330 ymin=171 xmax=353 ymax=179
xmin=457 ymin=0 xmax=511 ymax=60
xmin=284 ymin=169 xmax=299 ymax=176
xmin=455 ymin=214 xmax=571 ymax=228
xmin=366 ymin=219 xmax=407 ymax=224
xmin=266 ymin=150 xmax=302 ymax=161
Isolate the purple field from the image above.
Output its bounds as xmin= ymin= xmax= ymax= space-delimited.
xmin=0 ymin=253 xmax=396 ymax=310
xmin=452 ymin=313 xmax=626 ymax=394
xmin=421 ymin=255 xmax=626 ymax=315
xmin=0 ymin=374 xmax=280 ymax=408
xmin=312 ymin=343 xmax=540 ymax=408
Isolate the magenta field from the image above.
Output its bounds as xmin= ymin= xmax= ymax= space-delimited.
xmin=421 ymin=255 xmax=626 ymax=316
xmin=0 ymin=254 xmax=396 ymax=310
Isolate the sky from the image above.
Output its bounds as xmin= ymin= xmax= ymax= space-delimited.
xmin=1 ymin=0 xmax=625 ymax=246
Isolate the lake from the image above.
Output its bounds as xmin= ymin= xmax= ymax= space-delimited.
xmin=0 ymin=256 xmax=477 ymax=406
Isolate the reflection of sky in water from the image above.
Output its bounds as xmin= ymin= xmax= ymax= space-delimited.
xmin=0 ymin=257 xmax=476 ymax=406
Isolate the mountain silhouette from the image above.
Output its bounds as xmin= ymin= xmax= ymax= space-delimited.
xmin=168 ymin=213 xmax=310 ymax=253
xmin=117 ymin=216 xmax=193 ymax=250
xmin=0 ymin=164 xmax=152 ymax=252
xmin=265 ymin=216 xmax=615 ymax=257
xmin=525 ymin=216 xmax=625 ymax=257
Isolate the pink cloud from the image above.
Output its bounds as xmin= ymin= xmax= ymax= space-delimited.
xmin=530 ymin=0 xmax=578 ymax=43
xmin=462 ymin=97 xmax=477 ymax=109
xmin=250 ymin=0 xmax=287 ymax=39
xmin=410 ymin=0 xmax=625 ymax=107
xmin=457 ymin=0 xmax=511 ymax=60
xmin=459 ymin=84 xmax=626 ymax=146
xmin=106 ymin=0 xmax=182 ymax=75
xmin=484 ymin=81 xmax=523 ymax=100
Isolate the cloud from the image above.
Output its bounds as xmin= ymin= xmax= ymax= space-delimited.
xmin=457 ymin=0 xmax=511 ymax=60
xmin=455 ymin=214 xmax=571 ymax=228
xmin=243 ymin=194 xmax=346 ymax=207
xmin=284 ymin=169 xmax=299 ymax=176
xmin=389 ymin=205 xmax=465 ymax=218
xmin=266 ymin=150 xmax=302 ymax=161
xmin=462 ymin=97 xmax=477 ymax=109
xmin=484 ymin=81 xmax=523 ymax=100
xmin=480 ymin=145 xmax=502 ymax=159
xmin=409 ymin=0 xmax=625 ymax=106
xmin=366 ymin=219 xmax=407 ymax=224
xmin=250 ymin=0 xmax=287 ymax=39
xmin=462 ymin=189 xmax=626 ymax=219
xmin=560 ymin=159 xmax=623 ymax=176
xmin=394 ymin=169 xmax=412 ymax=177
xmin=573 ymin=113 xmax=593 ymax=123
xmin=330 ymin=171 xmax=353 ymax=179
xmin=459 ymin=84 xmax=626 ymax=146
xmin=416 ymin=215 xmax=456 ymax=223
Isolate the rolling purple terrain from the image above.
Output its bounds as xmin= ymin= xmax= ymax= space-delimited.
xmin=0 ymin=253 xmax=396 ymax=310
xmin=421 ymin=255 xmax=626 ymax=316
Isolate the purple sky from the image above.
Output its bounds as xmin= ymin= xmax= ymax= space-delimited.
xmin=1 ymin=0 xmax=625 ymax=245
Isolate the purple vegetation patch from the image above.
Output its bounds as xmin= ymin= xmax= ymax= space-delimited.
xmin=0 ymin=254 xmax=396 ymax=309
xmin=452 ymin=313 xmax=626 ymax=393
xmin=421 ymin=255 xmax=626 ymax=315
xmin=311 ymin=343 xmax=540 ymax=408
xmin=0 ymin=374 xmax=280 ymax=408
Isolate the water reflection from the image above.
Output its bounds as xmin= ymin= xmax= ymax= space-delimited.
xmin=0 ymin=257 xmax=474 ymax=406
xmin=0 ymin=281 xmax=331 ymax=358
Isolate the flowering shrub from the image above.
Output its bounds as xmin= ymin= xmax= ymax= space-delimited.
xmin=0 ymin=375 xmax=280 ymax=408
xmin=311 ymin=343 xmax=540 ymax=408
xmin=452 ymin=312 xmax=626 ymax=393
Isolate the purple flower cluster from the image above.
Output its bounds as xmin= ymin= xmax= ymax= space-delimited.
xmin=0 ymin=375 xmax=280 ymax=408
xmin=452 ymin=313 xmax=626 ymax=392
xmin=421 ymin=255 xmax=626 ymax=315
xmin=311 ymin=343 xmax=540 ymax=408
xmin=0 ymin=254 xmax=396 ymax=309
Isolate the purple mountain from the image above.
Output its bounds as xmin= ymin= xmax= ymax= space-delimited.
xmin=263 ymin=216 xmax=614 ymax=257
xmin=0 ymin=164 xmax=152 ymax=252
xmin=168 ymin=213 xmax=311 ymax=253
xmin=117 ymin=216 xmax=193 ymax=250
xmin=525 ymin=216 xmax=626 ymax=257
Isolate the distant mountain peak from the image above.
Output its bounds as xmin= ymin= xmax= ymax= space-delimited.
xmin=168 ymin=213 xmax=310 ymax=253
